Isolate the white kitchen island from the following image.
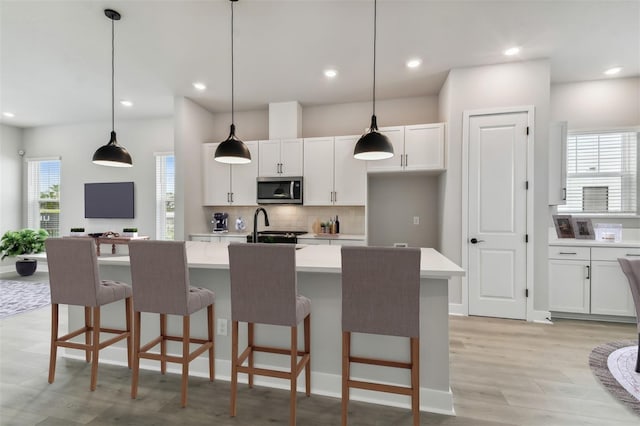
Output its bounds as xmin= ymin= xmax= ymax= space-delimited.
xmin=63 ymin=242 xmax=464 ymax=415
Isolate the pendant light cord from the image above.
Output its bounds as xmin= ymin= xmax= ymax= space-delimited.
xmin=111 ymin=16 xmax=115 ymax=133
xmin=372 ymin=0 xmax=377 ymax=117
xmin=231 ymin=0 xmax=235 ymax=126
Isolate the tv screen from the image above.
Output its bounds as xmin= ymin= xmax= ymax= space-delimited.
xmin=84 ymin=182 xmax=135 ymax=219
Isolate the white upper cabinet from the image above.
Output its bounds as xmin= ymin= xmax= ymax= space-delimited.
xmin=548 ymin=121 xmax=568 ymax=205
xmin=366 ymin=123 xmax=446 ymax=173
xmin=259 ymin=138 xmax=303 ymax=177
xmin=202 ymin=141 xmax=258 ymax=206
xmin=304 ymin=136 xmax=366 ymax=206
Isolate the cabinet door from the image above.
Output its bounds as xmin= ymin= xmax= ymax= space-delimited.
xmin=230 ymin=141 xmax=258 ymax=205
xmin=280 ymin=138 xmax=304 ymax=176
xmin=331 ymin=239 xmax=366 ymax=246
xmin=334 ymin=135 xmax=366 ymax=205
xmin=258 ymin=139 xmax=281 ymax=176
xmin=365 ymin=126 xmax=405 ymax=172
xmin=303 ymin=137 xmax=334 ymax=205
xmin=190 ymin=235 xmax=214 ymax=242
xmin=298 ymin=238 xmax=330 ymax=245
xmin=404 ymin=123 xmax=445 ymax=171
xmin=202 ymin=143 xmax=231 ymax=205
xmin=548 ymin=259 xmax=590 ymax=313
xmin=548 ymin=121 xmax=567 ymax=205
xmin=590 ymin=261 xmax=635 ymax=316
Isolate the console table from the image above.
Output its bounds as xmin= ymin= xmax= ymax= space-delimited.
xmin=93 ymin=236 xmax=149 ymax=256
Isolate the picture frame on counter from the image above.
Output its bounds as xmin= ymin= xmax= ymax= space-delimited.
xmin=571 ymin=217 xmax=595 ymax=239
xmin=553 ymin=214 xmax=575 ymax=238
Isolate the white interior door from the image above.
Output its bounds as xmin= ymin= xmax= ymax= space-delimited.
xmin=468 ymin=112 xmax=528 ymax=319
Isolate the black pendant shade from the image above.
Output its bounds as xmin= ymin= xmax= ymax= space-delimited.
xmin=354 ymin=115 xmax=393 ymax=160
xmin=354 ymin=0 xmax=394 ymax=161
xmin=215 ymin=124 xmax=251 ymax=164
xmin=92 ymin=131 xmax=132 ymax=167
xmin=92 ymin=9 xmax=132 ymax=168
xmin=214 ymin=0 xmax=251 ymax=165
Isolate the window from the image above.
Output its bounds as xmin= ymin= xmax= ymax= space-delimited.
xmin=156 ymin=153 xmax=175 ymax=240
xmin=27 ymin=158 xmax=61 ymax=237
xmin=558 ymin=130 xmax=638 ymax=215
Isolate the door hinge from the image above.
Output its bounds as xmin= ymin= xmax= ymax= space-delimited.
xmin=525 ymin=180 xmax=529 ymax=190
xmin=525 ymin=234 xmax=529 ymax=243
xmin=526 ymin=126 xmax=530 ymax=135
xmin=525 ymin=289 xmax=529 ymax=298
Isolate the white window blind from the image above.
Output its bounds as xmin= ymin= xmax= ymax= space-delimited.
xmin=27 ymin=159 xmax=61 ymax=236
xmin=155 ymin=153 xmax=175 ymax=240
xmin=558 ymin=131 xmax=638 ymax=215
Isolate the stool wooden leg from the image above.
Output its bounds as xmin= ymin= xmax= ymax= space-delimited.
xmin=304 ymin=314 xmax=311 ymax=396
xmin=90 ymin=306 xmax=100 ymax=391
xmin=248 ymin=322 xmax=254 ymax=388
xmin=208 ymin=304 xmax=215 ymax=381
xmin=84 ymin=306 xmax=92 ymax=362
xmin=160 ymin=314 xmax=167 ymax=375
xmin=290 ymin=325 xmax=298 ymax=426
xmin=341 ymin=331 xmax=350 ymax=426
xmin=410 ymin=337 xmax=420 ymax=426
xmin=125 ymin=297 xmax=133 ymax=369
xmin=230 ymin=320 xmax=239 ymax=417
xmin=48 ymin=304 xmax=59 ymax=384
xmin=181 ymin=315 xmax=190 ymax=408
xmin=131 ymin=311 xmax=141 ymax=399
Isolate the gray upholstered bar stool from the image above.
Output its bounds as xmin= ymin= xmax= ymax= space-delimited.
xmin=618 ymin=258 xmax=640 ymax=373
xmin=340 ymin=246 xmax=421 ymax=426
xmin=45 ymin=238 xmax=133 ymax=391
xmin=227 ymin=243 xmax=311 ymax=426
xmin=128 ymin=240 xmax=215 ymax=408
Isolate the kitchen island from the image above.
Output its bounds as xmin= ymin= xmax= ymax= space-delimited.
xmin=63 ymin=242 xmax=464 ymax=415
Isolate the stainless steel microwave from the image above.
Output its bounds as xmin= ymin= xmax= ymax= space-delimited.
xmin=257 ymin=176 xmax=303 ymax=204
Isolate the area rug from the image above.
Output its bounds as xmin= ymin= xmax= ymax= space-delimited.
xmin=589 ymin=340 xmax=640 ymax=416
xmin=0 ymin=280 xmax=51 ymax=319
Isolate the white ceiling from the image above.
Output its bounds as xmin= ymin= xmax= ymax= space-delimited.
xmin=1 ymin=0 xmax=638 ymax=128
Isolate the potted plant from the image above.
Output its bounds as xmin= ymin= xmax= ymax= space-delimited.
xmin=122 ymin=227 xmax=138 ymax=238
xmin=0 ymin=228 xmax=49 ymax=276
xmin=70 ymin=227 xmax=86 ymax=237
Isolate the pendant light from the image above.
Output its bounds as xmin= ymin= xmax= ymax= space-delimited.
xmin=354 ymin=0 xmax=394 ymax=161
xmin=92 ymin=9 xmax=132 ymax=167
xmin=215 ymin=0 xmax=251 ymax=164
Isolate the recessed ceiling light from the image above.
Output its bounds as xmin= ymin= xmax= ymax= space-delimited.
xmin=2 ymin=112 xmax=15 ymax=118
xmin=406 ymin=59 xmax=422 ymax=68
xmin=120 ymin=100 xmax=133 ymax=107
xmin=503 ymin=46 xmax=520 ymax=56
xmin=324 ymin=69 xmax=337 ymax=78
xmin=193 ymin=82 xmax=207 ymax=91
xmin=604 ymin=67 xmax=622 ymax=75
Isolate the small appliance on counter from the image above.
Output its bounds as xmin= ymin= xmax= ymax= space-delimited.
xmin=212 ymin=212 xmax=229 ymax=233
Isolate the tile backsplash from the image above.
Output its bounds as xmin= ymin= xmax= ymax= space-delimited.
xmin=204 ymin=206 xmax=365 ymax=234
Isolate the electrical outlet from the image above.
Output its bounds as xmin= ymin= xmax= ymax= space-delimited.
xmin=217 ymin=318 xmax=228 ymax=336
xmin=413 ymin=216 xmax=420 ymax=225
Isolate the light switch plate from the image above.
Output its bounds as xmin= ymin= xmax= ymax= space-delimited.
xmin=217 ymin=318 xmax=228 ymax=336
xmin=413 ymin=216 xmax=420 ymax=225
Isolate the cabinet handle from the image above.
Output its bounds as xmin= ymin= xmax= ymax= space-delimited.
xmin=562 ymin=187 xmax=566 ymax=201
xmin=586 ymin=265 xmax=590 ymax=280
xmin=334 ymin=191 xmax=337 ymax=203
xmin=400 ymin=155 xmax=404 ymax=167
xmin=405 ymin=154 xmax=408 ymax=167
xmin=230 ymin=192 xmax=234 ymax=203
xmin=558 ymin=252 xmax=577 ymax=255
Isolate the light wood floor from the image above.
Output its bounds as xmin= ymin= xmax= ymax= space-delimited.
xmin=1 ymin=272 xmax=638 ymax=425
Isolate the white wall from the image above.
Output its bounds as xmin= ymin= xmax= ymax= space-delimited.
xmin=0 ymin=124 xmax=24 ymax=268
xmin=22 ymin=118 xmax=173 ymax=240
xmin=551 ymin=77 xmax=640 ymax=129
xmin=438 ymin=59 xmax=551 ymax=312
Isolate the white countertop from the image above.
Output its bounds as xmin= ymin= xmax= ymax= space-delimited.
xmin=548 ymin=238 xmax=640 ymax=248
xmin=27 ymin=242 xmax=464 ymax=279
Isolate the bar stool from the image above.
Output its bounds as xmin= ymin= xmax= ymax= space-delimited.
xmin=618 ymin=258 xmax=640 ymax=373
xmin=228 ymin=243 xmax=311 ymax=426
xmin=45 ymin=238 xmax=133 ymax=391
xmin=128 ymin=240 xmax=215 ymax=408
xmin=340 ymin=246 xmax=421 ymax=426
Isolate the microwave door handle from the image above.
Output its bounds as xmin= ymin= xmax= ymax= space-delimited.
xmin=290 ymin=181 xmax=295 ymax=199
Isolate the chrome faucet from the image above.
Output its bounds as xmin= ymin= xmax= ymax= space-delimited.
xmin=252 ymin=207 xmax=270 ymax=243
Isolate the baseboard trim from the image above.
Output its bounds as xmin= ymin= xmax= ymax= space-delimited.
xmin=550 ymin=311 xmax=636 ymax=324
xmin=529 ymin=309 xmax=552 ymax=323
xmin=448 ymin=303 xmax=466 ymax=316
xmin=64 ymin=347 xmax=455 ymax=415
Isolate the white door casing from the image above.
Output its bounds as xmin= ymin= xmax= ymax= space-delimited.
xmin=467 ymin=111 xmax=529 ymax=320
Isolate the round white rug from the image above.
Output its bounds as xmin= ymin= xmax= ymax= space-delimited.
xmin=608 ymin=345 xmax=640 ymax=401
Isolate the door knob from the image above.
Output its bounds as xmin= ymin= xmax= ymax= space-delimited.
xmin=470 ymin=238 xmax=485 ymax=244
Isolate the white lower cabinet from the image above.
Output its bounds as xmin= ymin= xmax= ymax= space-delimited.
xmin=190 ymin=235 xmax=247 ymax=244
xmin=549 ymin=245 xmax=638 ymax=318
xmin=297 ymin=237 xmax=365 ymax=246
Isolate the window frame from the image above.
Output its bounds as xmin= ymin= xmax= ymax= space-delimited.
xmin=25 ymin=156 xmax=62 ymax=237
xmin=155 ymin=152 xmax=175 ymax=240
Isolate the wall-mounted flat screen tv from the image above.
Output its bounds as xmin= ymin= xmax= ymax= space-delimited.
xmin=84 ymin=182 xmax=135 ymax=219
